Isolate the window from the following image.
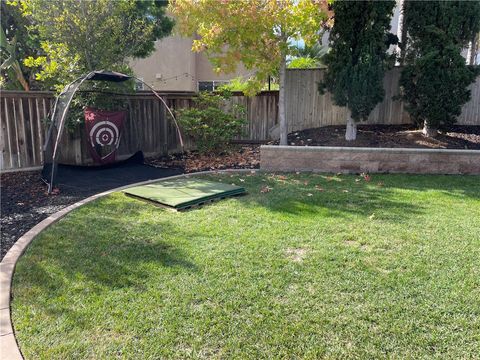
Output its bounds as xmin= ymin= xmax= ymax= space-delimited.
xmin=198 ymin=80 xmax=229 ymax=92
xmin=198 ymin=81 xmax=214 ymax=92
xmin=135 ymin=78 xmax=144 ymax=91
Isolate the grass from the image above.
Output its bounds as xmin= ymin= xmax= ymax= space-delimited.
xmin=11 ymin=173 xmax=480 ymax=359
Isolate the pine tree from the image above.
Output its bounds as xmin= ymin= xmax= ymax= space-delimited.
xmin=400 ymin=1 xmax=480 ymax=137
xmin=319 ymin=0 xmax=396 ymax=141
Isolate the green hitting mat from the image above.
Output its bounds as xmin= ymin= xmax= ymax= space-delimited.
xmin=123 ymin=177 xmax=246 ymax=210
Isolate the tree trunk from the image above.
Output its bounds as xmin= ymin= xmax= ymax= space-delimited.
xmin=279 ymin=53 xmax=288 ymax=145
xmin=12 ymin=63 xmax=29 ymax=91
xmin=396 ymin=0 xmax=407 ymax=66
xmin=345 ymin=113 xmax=357 ymax=141
xmin=422 ymin=120 xmax=437 ymax=138
xmin=467 ymin=33 xmax=478 ymax=65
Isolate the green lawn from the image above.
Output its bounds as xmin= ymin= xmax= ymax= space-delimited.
xmin=12 ymin=173 xmax=480 ymax=359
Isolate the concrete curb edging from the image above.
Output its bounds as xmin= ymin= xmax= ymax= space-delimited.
xmin=0 ymin=169 xmax=256 ymax=360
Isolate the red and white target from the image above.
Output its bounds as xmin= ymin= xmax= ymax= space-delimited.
xmin=84 ymin=107 xmax=126 ymax=164
xmin=89 ymin=120 xmax=120 ymax=147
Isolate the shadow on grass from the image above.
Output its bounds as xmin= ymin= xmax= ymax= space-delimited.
xmin=14 ymin=198 xmax=198 ymax=292
xmin=12 ymin=198 xmax=201 ymax=333
xmin=219 ymin=173 xmax=480 ymax=222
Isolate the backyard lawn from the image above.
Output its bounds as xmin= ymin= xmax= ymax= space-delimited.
xmin=11 ymin=173 xmax=480 ymax=359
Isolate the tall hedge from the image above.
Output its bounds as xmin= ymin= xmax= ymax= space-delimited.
xmin=319 ymin=0 xmax=396 ymax=141
xmin=400 ymin=1 xmax=480 ymax=136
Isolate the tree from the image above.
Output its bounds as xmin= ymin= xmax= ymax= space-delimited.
xmin=16 ymin=0 xmax=174 ymax=90
xmin=170 ymin=0 xmax=328 ymax=145
xmin=319 ymin=0 xmax=396 ymax=141
xmin=0 ymin=1 xmax=39 ymax=90
xmin=400 ymin=1 xmax=480 ymax=137
xmin=288 ymin=57 xmax=319 ymax=69
xmin=288 ymin=42 xmax=328 ymax=68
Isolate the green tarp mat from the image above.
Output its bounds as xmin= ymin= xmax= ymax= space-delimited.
xmin=122 ymin=178 xmax=246 ymax=210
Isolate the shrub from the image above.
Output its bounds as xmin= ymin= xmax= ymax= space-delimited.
xmin=400 ymin=1 xmax=480 ymax=137
xmin=318 ymin=0 xmax=397 ymax=141
xmin=177 ymin=91 xmax=247 ymax=153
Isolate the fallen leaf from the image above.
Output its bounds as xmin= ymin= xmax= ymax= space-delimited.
xmin=315 ymin=185 xmax=324 ymax=191
xmin=361 ymin=173 xmax=371 ymax=182
xmin=307 ymin=193 xmax=313 ymax=197
xmin=369 ymin=214 xmax=375 ymax=219
xmin=260 ymin=186 xmax=273 ymax=193
xmin=303 ymin=181 xmax=309 ymax=186
xmin=342 ymin=189 xmax=349 ymax=193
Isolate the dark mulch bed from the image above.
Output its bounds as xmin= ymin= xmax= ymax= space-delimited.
xmin=1 ymin=146 xmax=260 ymax=261
xmin=0 ymin=171 xmax=89 ymax=260
xmin=282 ymin=125 xmax=480 ymax=149
xmin=146 ymin=144 xmax=260 ymax=173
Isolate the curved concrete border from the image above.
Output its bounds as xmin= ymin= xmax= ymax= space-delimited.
xmin=0 ymin=169 xmax=256 ymax=359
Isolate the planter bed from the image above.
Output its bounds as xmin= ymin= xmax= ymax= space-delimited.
xmin=279 ymin=125 xmax=480 ymax=149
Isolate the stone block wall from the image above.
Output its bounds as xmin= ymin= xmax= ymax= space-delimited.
xmin=260 ymin=146 xmax=480 ymax=175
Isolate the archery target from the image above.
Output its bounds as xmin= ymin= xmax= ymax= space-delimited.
xmin=89 ymin=120 xmax=120 ymax=147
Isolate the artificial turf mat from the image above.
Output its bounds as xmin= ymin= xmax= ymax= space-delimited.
xmin=122 ymin=177 xmax=246 ymax=210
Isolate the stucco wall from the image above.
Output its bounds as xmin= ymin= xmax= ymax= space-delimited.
xmin=130 ymin=35 xmax=251 ymax=91
xmin=195 ymin=52 xmax=251 ymax=83
xmin=130 ymin=36 xmax=196 ymax=91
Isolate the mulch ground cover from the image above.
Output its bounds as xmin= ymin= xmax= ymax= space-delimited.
xmin=146 ymin=144 xmax=260 ymax=172
xmin=1 ymin=171 xmax=93 ymax=260
xmin=0 ymin=145 xmax=260 ymax=260
xmin=281 ymin=125 xmax=480 ymax=149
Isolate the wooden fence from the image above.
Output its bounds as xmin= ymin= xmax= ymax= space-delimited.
xmin=1 ymin=67 xmax=479 ymax=171
xmin=0 ymin=91 xmax=278 ymax=171
xmin=285 ymin=67 xmax=480 ymax=132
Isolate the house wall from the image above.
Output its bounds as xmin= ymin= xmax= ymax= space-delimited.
xmin=130 ymin=35 xmax=251 ymax=91
xmin=129 ymin=36 xmax=197 ymax=92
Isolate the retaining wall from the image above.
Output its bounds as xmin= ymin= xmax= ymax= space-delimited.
xmin=260 ymin=145 xmax=480 ymax=175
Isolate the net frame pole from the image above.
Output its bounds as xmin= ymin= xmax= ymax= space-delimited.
xmin=46 ymin=73 xmax=93 ymax=193
xmin=43 ymin=71 xmax=186 ymax=194
xmin=132 ymin=76 xmax=185 ymax=151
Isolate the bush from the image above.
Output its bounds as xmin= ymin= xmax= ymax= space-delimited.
xmin=177 ymin=91 xmax=247 ymax=153
xmin=400 ymin=1 xmax=480 ymax=136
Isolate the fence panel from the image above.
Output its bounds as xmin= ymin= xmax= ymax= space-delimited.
xmin=2 ymin=71 xmax=478 ymax=172
xmin=0 ymin=91 xmax=279 ymax=171
xmin=285 ymin=68 xmax=410 ymax=132
xmin=285 ymin=67 xmax=479 ymax=132
xmin=0 ymin=92 xmax=54 ymax=170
